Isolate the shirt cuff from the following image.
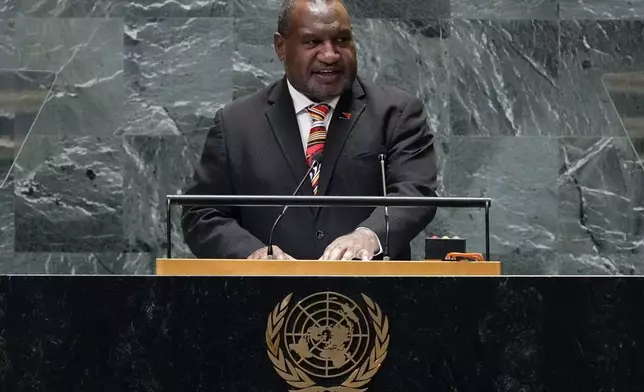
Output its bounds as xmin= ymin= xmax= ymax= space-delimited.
xmin=356 ymin=227 xmax=383 ymax=256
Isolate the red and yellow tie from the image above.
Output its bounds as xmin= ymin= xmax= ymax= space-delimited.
xmin=306 ymin=103 xmax=330 ymax=195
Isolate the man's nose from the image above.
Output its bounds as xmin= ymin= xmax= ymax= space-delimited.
xmin=318 ymin=41 xmax=341 ymax=63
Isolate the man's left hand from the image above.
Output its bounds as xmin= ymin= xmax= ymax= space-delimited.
xmin=319 ymin=228 xmax=380 ymax=261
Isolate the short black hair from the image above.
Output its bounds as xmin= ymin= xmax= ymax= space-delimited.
xmin=277 ymin=0 xmax=348 ymax=36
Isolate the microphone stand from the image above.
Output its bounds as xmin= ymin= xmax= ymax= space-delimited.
xmin=378 ymin=154 xmax=390 ymax=261
xmin=267 ymin=156 xmax=323 ymax=259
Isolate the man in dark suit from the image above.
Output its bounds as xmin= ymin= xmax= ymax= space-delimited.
xmin=181 ymin=0 xmax=438 ymax=260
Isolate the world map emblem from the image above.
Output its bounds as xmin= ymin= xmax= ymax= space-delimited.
xmin=266 ymin=292 xmax=390 ymax=392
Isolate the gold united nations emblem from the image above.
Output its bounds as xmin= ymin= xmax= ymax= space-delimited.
xmin=266 ymin=292 xmax=390 ymax=392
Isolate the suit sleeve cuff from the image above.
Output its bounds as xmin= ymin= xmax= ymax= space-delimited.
xmin=356 ymin=227 xmax=383 ymax=256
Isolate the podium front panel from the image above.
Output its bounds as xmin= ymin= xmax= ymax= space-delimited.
xmin=0 ymin=276 xmax=642 ymax=391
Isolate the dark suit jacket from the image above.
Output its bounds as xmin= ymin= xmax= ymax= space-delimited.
xmin=181 ymin=76 xmax=438 ymax=260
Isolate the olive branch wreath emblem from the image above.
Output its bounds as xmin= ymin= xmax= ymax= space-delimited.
xmin=265 ymin=293 xmax=390 ymax=392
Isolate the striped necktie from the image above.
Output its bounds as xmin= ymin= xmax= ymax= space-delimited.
xmin=306 ymin=103 xmax=330 ymax=195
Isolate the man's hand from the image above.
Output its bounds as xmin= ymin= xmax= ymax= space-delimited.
xmin=248 ymin=246 xmax=295 ymax=260
xmin=319 ymin=228 xmax=380 ymax=261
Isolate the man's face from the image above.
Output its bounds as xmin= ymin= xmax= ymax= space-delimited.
xmin=274 ymin=0 xmax=357 ymax=101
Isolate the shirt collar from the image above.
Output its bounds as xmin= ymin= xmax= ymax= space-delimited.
xmin=287 ymin=78 xmax=341 ymax=114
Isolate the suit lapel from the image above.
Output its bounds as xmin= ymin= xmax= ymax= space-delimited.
xmin=265 ymin=78 xmax=315 ymax=197
xmin=317 ymin=79 xmax=366 ymax=199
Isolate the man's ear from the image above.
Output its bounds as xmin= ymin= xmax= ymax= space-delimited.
xmin=274 ymin=32 xmax=286 ymax=62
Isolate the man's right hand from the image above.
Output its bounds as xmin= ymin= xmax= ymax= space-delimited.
xmin=247 ymin=246 xmax=295 ymax=260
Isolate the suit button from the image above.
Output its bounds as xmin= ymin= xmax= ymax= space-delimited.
xmin=316 ymin=230 xmax=325 ymax=239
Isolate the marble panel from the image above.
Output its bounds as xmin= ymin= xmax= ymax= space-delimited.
xmin=560 ymin=0 xmax=644 ymax=19
xmin=15 ymin=18 xmax=125 ymax=136
xmin=558 ymin=137 xmax=644 ymax=274
xmin=432 ymin=136 xmax=559 ymax=274
xmin=354 ymin=19 xmax=449 ymax=136
xmin=452 ymin=0 xmax=558 ymax=19
xmin=123 ymin=0 xmax=231 ymax=17
xmin=560 ymin=20 xmax=644 ymax=137
xmin=233 ymin=0 xmax=281 ymax=18
xmin=0 ymin=89 xmax=13 ymax=187
xmin=400 ymin=0 xmax=450 ymax=20
xmin=12 ymin=0 xmax=230 ymax=16
xmin=4 ymin=252 xmax=154 ymax=274
xmin=632 ymin=138 xmax=644 ymax=167
xmin=16 ymin=18 xmax=122 ymax=88
xmin=449 ymin=20 xmax=561 ymax=136
xmin=122 ymin=133 xmax=207 ymax=258
xmin=16 ymin=0 xmax=121 ymax=17
xmin=0 ymin=71 xmax=56 ymax=267
xmin=602 ymin=72 xmax=644 ymax=168
xmin=0 ymin=18 xmax=16 ymax=68
xmin=0 ymin=70 xmax=56 ymax=188
xmin=13 ymin=135 xmax=124 ymax=252
xmin=233 ymin=0 xmax=449 ymax=19
xmin=0 ymin=182 xmax=13 ymax=267
xmin=0 ymin=0 xmax=15 ymax=16
xmin=232 ymin=16 xmax=284 ymax=100
xmin=122 ymin=17 xmax=233 ymax=136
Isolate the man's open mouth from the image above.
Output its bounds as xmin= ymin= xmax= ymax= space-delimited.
xmin=314 ymin=69 xmax=343 ymax=75
xmin=313 ymin=70 xmax=343 ymax=81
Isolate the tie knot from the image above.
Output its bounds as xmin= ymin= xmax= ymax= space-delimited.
xmin=307 ymin=103 xmax=331 ymax=121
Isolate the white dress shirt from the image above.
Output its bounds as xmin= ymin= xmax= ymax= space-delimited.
xmin=286 ymin=79 xmax=383 ymax=257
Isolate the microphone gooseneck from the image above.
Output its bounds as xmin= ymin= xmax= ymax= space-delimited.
xmin=378 ymin=153 xmax=390 ymax=261
xmin=267 ymin=152 xmax=324 ymax=258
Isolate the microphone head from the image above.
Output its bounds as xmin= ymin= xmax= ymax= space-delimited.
xmin=311 ymin=152 xmax=324 ymax=164
xmin=378 ymin=153 xmax=386 ymax=162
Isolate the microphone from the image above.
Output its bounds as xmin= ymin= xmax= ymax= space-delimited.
xmin=267 ymin=152 xmax=324 ymax=259
xmin=378 ymin=153 xmax=390 ymax=261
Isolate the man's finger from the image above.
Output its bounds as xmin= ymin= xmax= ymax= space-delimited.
xmin=328 ymin=244 xmax=348 ymax=261
xmin=320 ymin=242 xmax=338 ymax=260
xmin=323 ymin=245 xmax=338 ymax=260
xmin=269 ymin=245 xmax=296 ymax=260
xmin=356 ymin=248 xmax=371 ymax=261
xmin=341 ymin=248 xmax=356 ymax=261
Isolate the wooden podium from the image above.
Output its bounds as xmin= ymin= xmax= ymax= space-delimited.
xmin=156 ymin=259 xmax=501 ymax=276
